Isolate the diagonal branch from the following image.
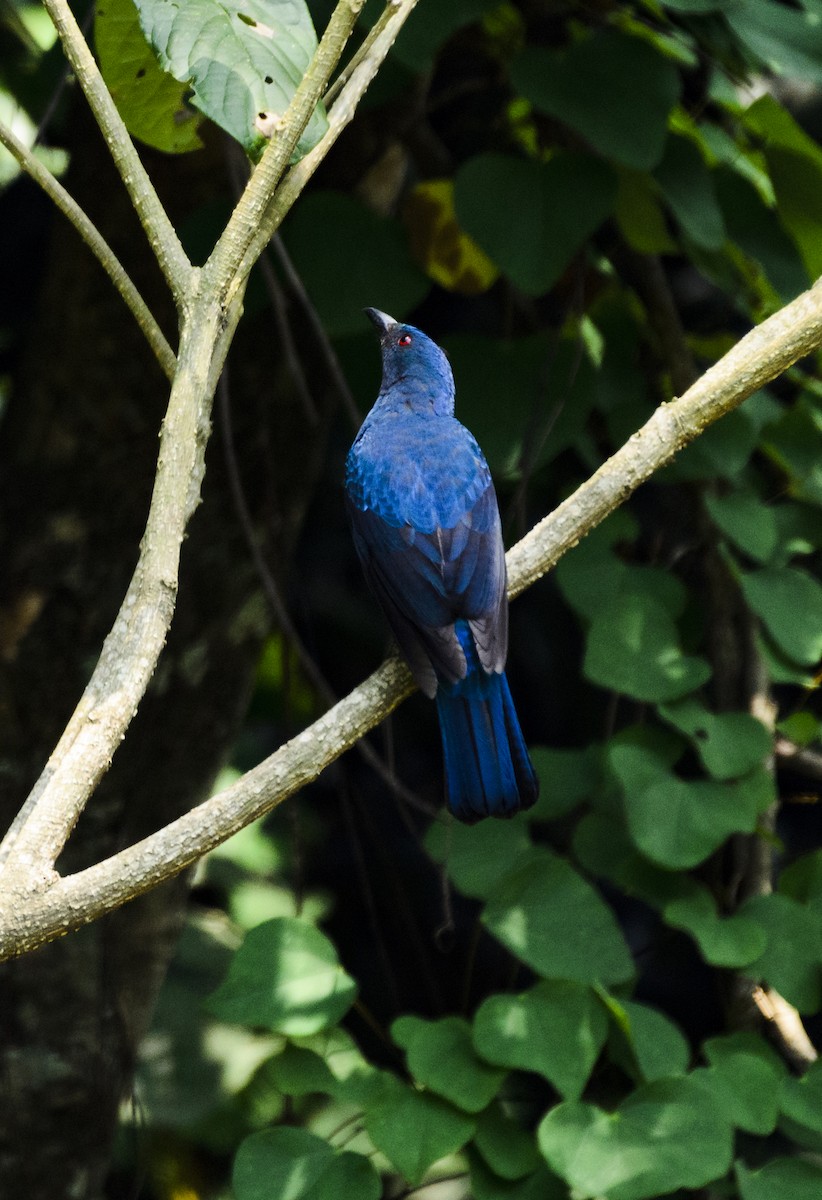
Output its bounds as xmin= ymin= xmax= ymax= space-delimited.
xmin=204 ymin=0 xmax=369 ymax=299
xmin=0 ymin=119 xmax=176 ymax=380
xmin=3 ymin=271 xmax=822 ymax=958
xmin=42 ymin=0 xmax=192 ymax=301
xmin=238 ymin=0 xmax=420 ymax=280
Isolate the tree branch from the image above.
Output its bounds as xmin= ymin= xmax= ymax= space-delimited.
xmin=236 ymin=0 xmax=421 ymax=279
xmin=42 ymin=0 xmax=192 ymax=300
xmin=0 ymin=119 xmax=176 ymax=380
xmin=3 ymin=272 xmax=822 ymax=958
xmin=204 ymin=0 xmax=369 ymax=299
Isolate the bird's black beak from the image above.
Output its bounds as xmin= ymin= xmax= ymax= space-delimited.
xmin=364 ymin=307 xmax=397 ymax=338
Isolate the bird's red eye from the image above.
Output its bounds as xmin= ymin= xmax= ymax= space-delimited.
xmin=398 ymin=333 xmax=412 ymax=347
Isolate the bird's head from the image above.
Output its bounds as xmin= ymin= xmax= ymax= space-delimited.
xmin=365 ymin=308 xmax=455 ymax=415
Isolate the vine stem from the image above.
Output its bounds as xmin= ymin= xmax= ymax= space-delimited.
xmin=3 ymin=271 xmax=822 ymax=957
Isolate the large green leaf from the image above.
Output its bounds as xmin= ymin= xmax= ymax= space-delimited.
xmin=741 ymin=565 xmax=822 ymax=664
xmin=737 ymin=1159 xmax=822 ymax=1200
xmin=584 ymin=590 xmax=711 ymax=702
xmin=205 ymin=917 xmax=357 ymax=1034
xmin=425 ymin=816 xmax=534 ymax=901
xmin=233 ymin=1128 xmax=380 ymax=1200
xmin=473 ymin=981 xmax=608 ymax=1100
xmin=392 ymin=1015 xmax=505 ymax=1113
xmin=95 ymin=0 xmax=203 ymax=153
xmin=762 ymin=394 xmax=822 ymax=507
xmin=282 ymin=192 xmax=429 ymax=337
xmin=512 ymin=31 xmax=679 ymax=170
xmin=133 ymin=0 xmax=327 ymax=158
xmin=704 ymin=489 xmax=780 ymax=564
xmin=663 ymin=885 xmax=768 ymax=967
xmin=744 ymin=94 xmax=822 ymax=280
xmin=727 ymin=0 xmax=822 ymax=85
xmin=472 ymin=1104 xmax=541 ymax=1181
xmin=537 ymin=1078 xmax=733 ymax=1200
xmin=695 ymin=1032 xmax=785 ymax=1135
xmin=364 ymin=1075 xmax=475 ymax=1186
xmin=610 ymin=743 xmax=774 ymax=869
xmin=740 ymin=893 xmax=822 ymax=1012
xmin=603 ymin=996 xmax=690 ymax=1083
xmin=483 ymin=851 xmax=634 ymax=985
xmin=658 ymin=695 xmax=772 ymax=780
xmin=655 ymin=135 xmax=726 ymax=250
xmin=454 ymin=152 xmax=617 ymax=295
xmin=715 ymin=168 xmax=809 ymax=300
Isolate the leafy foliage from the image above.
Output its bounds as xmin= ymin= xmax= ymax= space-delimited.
xmin=10 ymin=0 xmax=822 ymax=1195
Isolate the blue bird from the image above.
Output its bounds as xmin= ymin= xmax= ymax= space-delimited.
xmin=345 ymin=308 xmax=538 ymax=823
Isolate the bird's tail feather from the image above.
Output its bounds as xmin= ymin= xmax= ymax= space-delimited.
xmin=435 ymin=669 xmax=538 ymax=823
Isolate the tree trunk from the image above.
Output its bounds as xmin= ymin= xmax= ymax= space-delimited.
xmin=0 ymin=103 xmax=334 ymax=1198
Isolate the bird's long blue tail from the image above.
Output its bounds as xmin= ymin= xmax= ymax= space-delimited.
xmin=435 ymin=632 xmax=538 ymax=823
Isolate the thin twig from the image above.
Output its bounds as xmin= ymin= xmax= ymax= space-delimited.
xmin=236 ymin=0 xmax=421 ymax=281
xmin=0 ymin=119 xmax=176 ymax=379
xmin=204 ymin=0 xmax=369 ymax=300
xmin=42 ymin=0 xmax=192 ymax=301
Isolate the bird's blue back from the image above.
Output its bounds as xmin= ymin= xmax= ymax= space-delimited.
xmin=345 ymin=311 xmax=537 ymax=821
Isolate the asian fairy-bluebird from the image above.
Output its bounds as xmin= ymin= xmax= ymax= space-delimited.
xmin=345 ymin=308 xmax=538 ymax=823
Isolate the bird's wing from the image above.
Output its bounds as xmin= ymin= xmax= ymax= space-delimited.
xmin=345 ymin=477 xmax=507 ymax=698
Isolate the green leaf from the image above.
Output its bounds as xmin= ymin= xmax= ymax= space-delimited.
xmin=655 ymin=135 xmax=725 ymax=250
xmin=392 ymin=1016 xmax=505 ymax=1113
xmin=603 ymin=996 xmax=690 ymax=1082
xmin=780 ymin=1057 xmax=822 ymax=1137
xmin=134 ymin=0 xmax=327 ymax=158
xmin=529 ymin=745 xmax=601 ymax=821
xmin=704 ymin=489 xmax=779 ymax=563
xmin=615 ymin=168 xmax=678 ymax=254
xmin=610 ymin=743 xmax=773 ymax=869
xmin=658 ymin=696 xmax=772 ymax=780
xmin=364 ymin=1075 xmax=475 ymax=1186
xmin=473 ymin=981 xmax=608 ymax=1100
xmin=777 ymin=711 xmax=822 ymax=750
xmin=282 ymin=192 xmax=429 ymax=337
xmin=470 ymin=1157 xmax=569 ymax=1200
xmin=762 ymin=394 xmax=822 ymax=507
xmin=584 ymin=590 xmax=711 ymax=703
xmin=663 ymin=885 xmax=768 ymax=967
xmin=483 ymin=851 xmax=634 ymax=985
xmin=270 ymin=1028 xmax=381 ymax=1105
xmin=233 ymin=1128 xmax=380 ymax=1200
xmin=744 ymin=94 xmax=822 ymax=280
xmin=95 ymin=0 xmax=203 ymax=153
xmin=511 ymin=31 xmax=679 ymax=170
xmin=741 ymin=565 xmax=822 ymax=664
xmin=780 ymin=849 xmax=822 ymax=911
xmin=425 ymin=817 xmax=534 ymax=901
xmin=741 ymin=892 xmax=822 ymax=1012
xmin=715 ymin=168 xmax=809 ymax=301
xmin=473 ymin=1104 xmax=541 ymax=1181
xmin=696 ymin=1031 xmax=785 ymax=1135
xmin=205 ymin=917 xmax=357 ymax=1034
xmin=537 ymin=1078 xmax=733 ymax=1200
xmin=454 ymin=152 xmax=617 ymax=295
xmin=727 ymin=0 xmax=822 ymax=86
xmin=737 ymin=1158 xmax=822 ymax=1200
